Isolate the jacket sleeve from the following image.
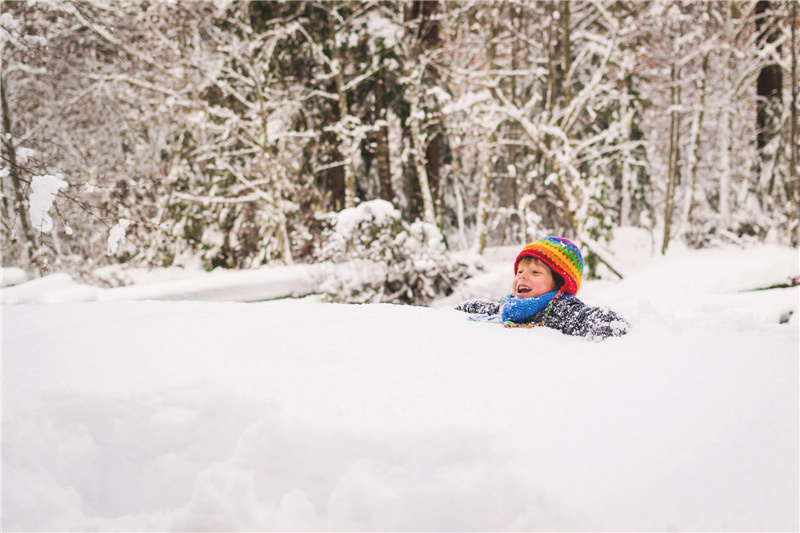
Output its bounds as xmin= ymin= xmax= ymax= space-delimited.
xmin=543 ymin=297 xmax=629 ymax=340
xmin=454 ymin=299 xmax=501 ymax=315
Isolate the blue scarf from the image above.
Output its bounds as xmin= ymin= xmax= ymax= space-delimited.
xmin=500 ymin=291 xmax=561 ymax=323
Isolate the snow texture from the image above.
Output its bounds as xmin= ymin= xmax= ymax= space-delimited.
xmin=1 ymin=264 xmax=325 ymax=305
xmin=1 ymin=267 xmax=28 ymax=288
xmin=107 ymin=218 xmax=131 ymax=254
xmin=333 ymin=199 xmax=399 ymax=237
xmin=3 ymin=299 xmax=798 ymax=531
xmin=2 ymin=240 xmax=799 ymax=531
xmin=28 ymin=173 xmax=68 ymax=233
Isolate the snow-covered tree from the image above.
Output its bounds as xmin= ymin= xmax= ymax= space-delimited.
xmin=3 ymin=0 xmax=798 ymax=297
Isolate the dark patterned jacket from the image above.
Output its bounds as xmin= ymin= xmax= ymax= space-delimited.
xmin=455 ymin=296 xmax=629 ymax=340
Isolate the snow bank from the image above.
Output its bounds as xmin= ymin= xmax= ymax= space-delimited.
xmin=1 ymin=264 xmax=325 ymax=305
xmin=0 ymin=273 xmax=98 ymax=305
xmin=99 ymin=263 xmax=323 ymax=303
xmin=1 ymin=267 xmax=28 ymax=288
xmin=3 ymin=300 xmax=798 ymax=531
xmin=4 ymin=239 xmax=797 ymax=326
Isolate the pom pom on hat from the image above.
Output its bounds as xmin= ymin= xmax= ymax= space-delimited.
xmin=514 ymin=237 xmax=584 ymax=295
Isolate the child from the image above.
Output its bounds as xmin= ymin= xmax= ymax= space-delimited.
xmin=456 ymin=237 xmax=629 ymax=340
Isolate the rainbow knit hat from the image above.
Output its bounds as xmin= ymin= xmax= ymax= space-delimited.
xmin=514 ymin=237 xmax=584 ymax=295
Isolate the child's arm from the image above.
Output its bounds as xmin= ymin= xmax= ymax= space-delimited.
xmin=545 ymin=297 xmax=629 ymax=339
xmin=454 ymin=299 xmax=501 ymax=315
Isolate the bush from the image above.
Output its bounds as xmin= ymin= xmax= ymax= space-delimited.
xmin=316 ymin=200 xmax=469 ymax=305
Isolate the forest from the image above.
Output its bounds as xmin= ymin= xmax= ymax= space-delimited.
xmin=1 ymin=0 xmax=798 ymax=304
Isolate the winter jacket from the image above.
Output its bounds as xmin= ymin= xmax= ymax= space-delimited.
xmin=455 ymin=295 xmax=629 ymax=340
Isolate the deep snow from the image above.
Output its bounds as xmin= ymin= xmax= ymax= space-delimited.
xmin=2 ymin=237 xmax=799 ymax=531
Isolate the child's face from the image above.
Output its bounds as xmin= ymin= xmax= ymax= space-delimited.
xmin=513 ymin=257 xmax=556 ymax=299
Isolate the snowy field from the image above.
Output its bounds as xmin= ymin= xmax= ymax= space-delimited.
xmin=2 ymin=235 xmax=799 ymax=531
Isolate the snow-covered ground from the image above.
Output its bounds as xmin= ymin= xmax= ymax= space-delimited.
xmin=2 ymin=234 xmax=799 ymax=531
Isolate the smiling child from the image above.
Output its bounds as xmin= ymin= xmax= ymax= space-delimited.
xmin=456 ymin=237 xmax=629 ymax=340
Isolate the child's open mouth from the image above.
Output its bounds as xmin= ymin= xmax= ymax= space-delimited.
xmin=517 ymin=284 xmax=532 ymax=294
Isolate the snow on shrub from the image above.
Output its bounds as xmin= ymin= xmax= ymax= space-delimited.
xmin=28 ymin=174 xmax=68 ymax=233
xmin=317 ymin=200 xmax=468 ymax=305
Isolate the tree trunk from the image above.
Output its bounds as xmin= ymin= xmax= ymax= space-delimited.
xmin=401 ymin=0 xmax=440 ymax=224
xmin=561 ymin=1 xmax=572 ymax=106
xmin=718 ymin=105 xmax=732 ymax=230
xmin=662 ymin=28 xmax=682 ymax=255
xmin=790 ymin=0 xmax=798 ymax=239
xmin=473 ymin=132 xmax=495 ymax=255
xmin=328 ymin=3 xmax=356 ymax=209
xmin=0 ymin=69 xmax=36 ymax=259
xmin=401 ymin=106 xmax=423 ymax=221
xmin=755 ymin=0 xmax=783 ymax=197
xmin=374 ymin=73 xmax=393 ymax=202
xmin=619 ymin=79 xmax=634 ymax=227
xmin=408 ymin=77 xmax=436 ymax=225
xmin=425 ymin=132 xmax=441 ymax=207
xmin=420 ymin=0 xmax=441 ymax=207
xmin=544 ymin=2 xmax=557 ymax=123
xmin=473 ymin=10 xmax=498 ymax=254
xmin=679 ymin=44 xmax=709 ymax=238
xmin=616 ymin=63 xmax=641 ymax=228
xmin=454 ymin=173 xmax=467 ymax=249
xmin=328 ymin=150 xmax=346 ymax=212
xmin=401 ymin=0 xmax=440 ymax=226
xmin=755 ymin=1 xmax=783 ymax=153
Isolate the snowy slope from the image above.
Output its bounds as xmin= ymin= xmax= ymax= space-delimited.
xmin=3 ymin=296 xmax=798 ymax=531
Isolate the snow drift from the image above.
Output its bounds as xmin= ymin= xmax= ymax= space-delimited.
xmin=3 ymin=297 xmax=798 ymax=531
xmin=3 ymin=238 xmax=799 ymax=530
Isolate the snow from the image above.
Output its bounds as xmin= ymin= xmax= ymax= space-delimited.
xmin=2 ymin=238 xmax=799 ymax=531
xmin=28 ymin=173 xmax=68 ymax=233
xmin=0 ymin=12 xmax=20 ymax=42
xmin=364 ymin=10 xmax=402 ymax=50
xmin=436 ymin=236 xmax=800 ymax=327
xmin=1 ymin=267 xmax=28 ymax=288
xmin=1 ymin=264 xmax=324 ymax=305
xmin=334 ymin=198 xmax=399 ymax=237
xmin=107 ymin=218 xmax=131 ymax=254
xmin=16 ymin=146 xmax=35 ymax=164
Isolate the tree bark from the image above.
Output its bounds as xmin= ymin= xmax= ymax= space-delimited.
xmin=718 ymin=4 xmax=735 ymax=232
xmin=374 ymin=73 xmax=393 ymax=202
xmin=402 ymin=0 xmax=439 ymax=226
xmin=754 ymin=0 xmax=783 ymax=201
xmin=718 ymin=98 xmax=732 ymax=230
xmin=473 ymin=132 xmax=495 ymax=255
xmin=679 ymin=17 xmax=710 ymax=238
xmin=0 ymin=68 xmax=36 ymax=259
xmin=425 ymin=131 xmax=441 ymax=205
xmin=662 ymin=27 xmax=682 ymax=255
xmin=562 ymin=1 xmax=572 ymax=106
xmin=420 ymin=0 xmax=441 ymax=206
xmin=473 ymin=9 xmax=498 ymax=253
xmin=408 ymin=77 xmax=436 ymax=225
xmin=790 ymin=0 xmax=798 ymax=233
xmin=755 ymin=1 xmax=783 ymax=154
xmin=328 ymin=3 xmax=356 ymax=209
